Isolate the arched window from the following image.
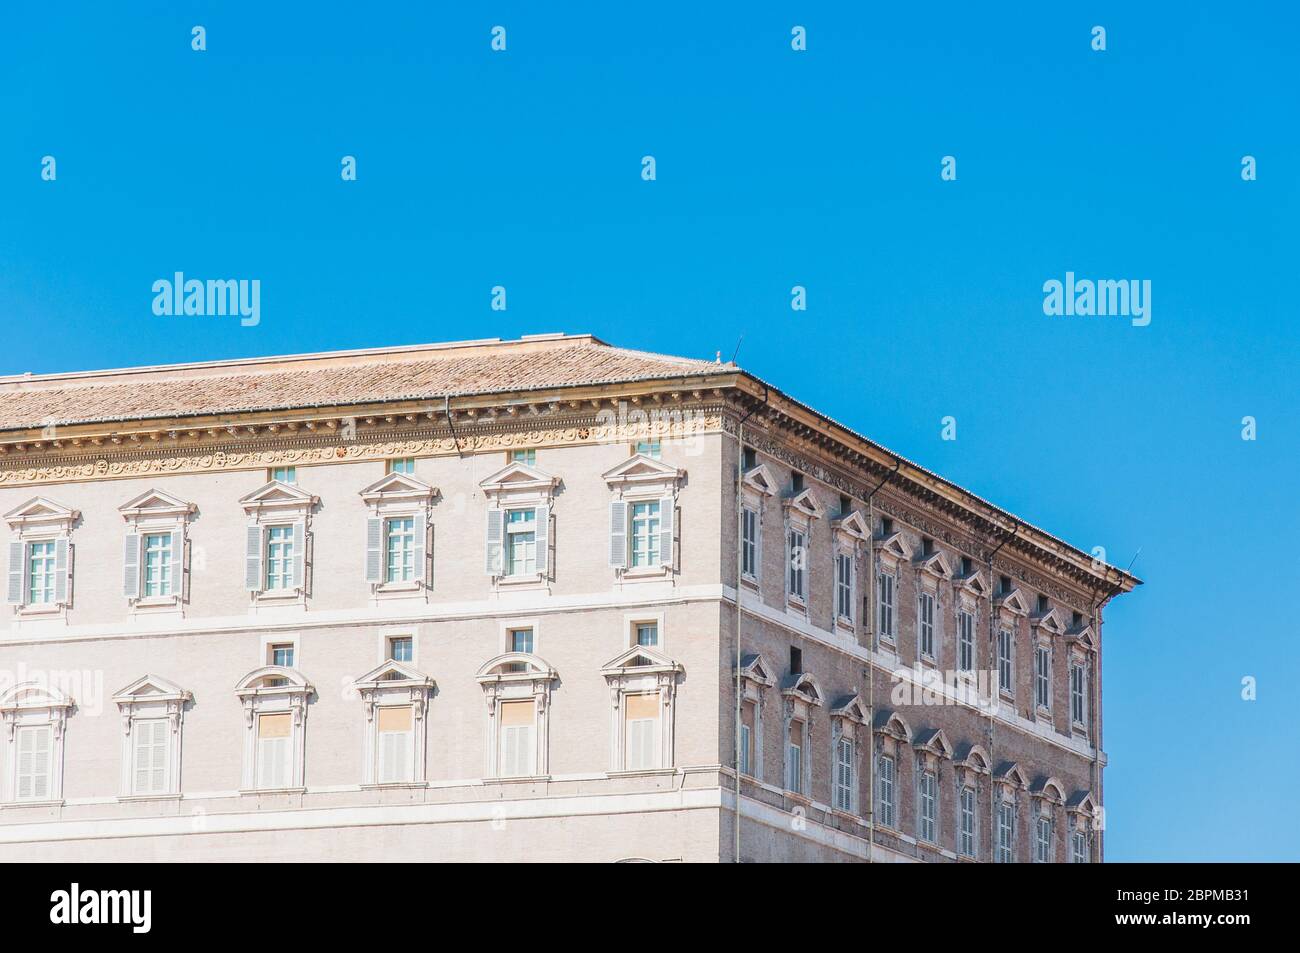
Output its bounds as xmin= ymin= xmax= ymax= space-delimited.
xmin=235 ymin=666 xmax=313 ymax=791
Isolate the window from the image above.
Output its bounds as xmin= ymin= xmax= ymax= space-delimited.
xmin=635 ymin=622 xmax=658 ymax=647
xmin=386 ymin=458 xmax=415 ymax=474
xmin=142 ymin=532 xmax=173 ymax=597
xmin=498 ymin=701 xmax=536 ymax=776
xmin=131 ymin=719 xmax=168 ymax=795
xmin=958 ymin=610 xmax=975 ymax=672
xmin=624 ymin=693 xmax=659 ymax=771
xmin=15 ymin=724 xmax=52 ymax=800
xmin=629 ymin=501 xmax=661 ymax=568
xmin=960 ymin=555 xmax=973 ymax=576
xmin=787 ymin=529 xmax=806 ymax=600
xmin=510 ymin=448 xmax=536 ymax=466
xmin=635 ymin=440 xmax=661 ymax=459
xmin=919 ymin=592 xmax=936 ymax=657
xmin=1035 ymin=645 xmax=1051 ymax=710
xmin=877 ymin=754 xmax=896 ymax=827
xmin=269 ymin=643 xmax=294 ymax=668
xmin=789 ymin=646 xmax=802 ymax=674
xmin=997 ymin=801 xmax=1015 ymax=862
xmin=918 ymin=770 xmax=937 ymax=843
xmin=836 ymin=553 xmax=853 ymax=620
xmin=505 ymin=508 xmax=537 ymax=576
xmin=377 ymin=706 xmax=415 ymax=783
xmin=269 ymin=466 xmax=296 ymax=484
xmin=385 ymin=516 xmax=416 ymax=583
xmin=509 ymin=627 xmax=534 ymax=654
xmin=1071 ymin=663 xmax=1087 ymax=726
xmin=998 ymin=574 xmax=1012 ymax=595
xmin=1071 ymin=829 xmax=1089 ymax=864
xmin=27 ymin=540 xmax=56 ymax=605
xmin=834 ymin=737 xmax=854 ymax=811
xmin=388 ymin=636 xmax=413 ymax=662
xmin=997 ymin=629 xmax=1014 ymax=696
xmin=880 ymin=516 xmax=893 ymax=536
xmin=741 ymin=506 xmax=758 ymax=578
xmin=960 ymin=786 xmax=977 ymax=856
xmin=256 ymin=712 xmax=293 ymax=789
xmin=265 ymin=525 xmax=295 ymax=590
xmin=791 ymin=473 xmax=804 ymax=493
xmin=785 ymin=722 xmax=803 ymax=794
xmin=877 ymin=572 xmax=895 ymax=640
xmin=740 ymin=701 xmax=755 ymax=776
xmin=1035 ymin=815 xmax=1053 ymax=863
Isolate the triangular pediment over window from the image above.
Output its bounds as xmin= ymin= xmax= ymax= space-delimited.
xmin=1066 ymin=622 xmax=1096 ymax=650
xmin=3 ymin=496 xmax=79 ymax=530
xmin=742 ymin=464 xmax=778 ymax=497
xmin=1031 ymin=608 xmax=1063 ymax=633
xmin=359 ymin=471 xmax=436 ymax=506
xmin=875 ymin=531 xmax=912 ymax=561
xmin=113 ymin=674 xmax=191 ymax=704
xmin=830 ymin=693 xmax=868 ymax=724
xmin=832 ymin=510 xmax=870 ymax=541
xmin=601 ymin=454 xmax=683 ymax=490
xmin=600 ymin=645 xmax=683 ymax=677
xmin=994 ymin=761 xmax=1029 ymax=789
xmin=914 ymin=550 xmax=953 ymax=579
xmin=1067 ymin=791 xmax=1100 ymax=816
xmin=353 ymin=660 xmax=435 ymax=690
xmin=957 ymin=570 xmax=988 ymax=597
xmin=117 ymin=489 xmax=196 ymax=521
xmin=780 ymin=671 xmax=823 ymax=706
xmin=783 ymin=488 xmax=824 ymax=521
xmin=994 ymin=587 xmax=1030 ymax=616
xmin=239 ymin=481 xmax=318 ymax=516
xmin=737 ymin=653 xmax=776 ymax=687
xmin=913 ymin=727 xmax=953 ymax=759
xmin=479 ymin=461 xmax=559 ymax=499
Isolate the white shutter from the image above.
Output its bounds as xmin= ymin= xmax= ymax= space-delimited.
xmin=291 ymin=520 xmax=306 ymax=590
xmin=626 ymin=719 xmax=656 ymax=771
xmin=501 ymin=724 xmax=536 ymax=777
xmin=244 ymin=525 xmax=263 ymax=591
xmin=18 ymin=726 xmax=50 ymax=800
xmin=6 ymin=540 xmax=22 ymax=605
xmin=53 ymin=537 xmax=68 ymax=604
xmin=658 ymin=496 xmax=674 ymax=567
xmin=608 ymin=500 xmax=627 ymax=568
xmin=133 ymin=719 xmax=167 ymax=794
xmin=123 ymin=532 xmax=141 ymax=599
xmin=534 ymin=505 xmax=549 ymax=576
xmin=364 ymin=518 xmax=383 ymax=583
xmin=485 ymin=510 xmax=504 ymax=575
xmin=379 ymin=730 xmax=413 ymax=783
xmin=258 ymin=736 xmax=288 ymax=789
xmin=170 ymin=530 xmax=185 ymax=595
xmin=412 ymin=512 xmax=427 ymax=584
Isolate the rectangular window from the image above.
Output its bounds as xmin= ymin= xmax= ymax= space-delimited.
xmin=270 ymin=643 xmax=294 ymax=668
xmin=1072 ymin=829 xmax=1089 ymax=864
xmin=635 ymin=440 xmax=661 ymax=459
xmin=384 ymin=516 xmax=416 ymax=583
xmin=958 ymin=610 xmax=975 ymax=672
xmin=836 ymin=553 xmax=853 ymax=620
xmin=834 ymin=736 xmax=854 ymax=811
xmin=629 ymin=501 xmax=661 ymax=568
xmin=27 ymin=541 xmax=56 ymax=605
xmin=505 ymin=508 xmax=537 ymax=576
xmin=997 ymin=802 xmax=1015 ymax=862
xmin=788 ymin=530 xmax=806 ymax=600
xmin=741 ymin=506 xmax=758 ymax=578
xmin=1071 ymin=663 xmax=1087 ymax=726
xmin=132 ymin=718 xmax=168 ymax=795
xmin=877 ymin=754 xmax=896 ymax=827
xmin=877 ymin=572 xmax=895 ymax=640
xmin=960 ymin=786 xmax=976 ymax=857
xmin=635 ymin=622 xmax=658 ymax=647
xmin=142 ymin=532 xmax=173 ymax=598
xmin=265 ymin=525 xmax=295 ymax=591
xmin=269 ymin=466 xmax=296 ymax=484
xmin=1035 ymin=815 xmax=1053 ymax=863
xmin=510 ymin=448 xmax=536 ymax=466
xmin=919 ymin=770 xmax=937 ymax=843
xmin=256 ymin=712 xmax=293 ymax=789
xmin=624 ymin=693 xmax=659 ymax=770
xmin=388 ymin=636 xmax=413 ymax=662
xmin=377 ymin=705 xmax=414 ymax=784
xmin=499 ymin=700 xmax=535 ymax=777
xmin=15 ymin=724 xmax=52 ymax=800
xmin=1035 ymin=645 xmax=1051 ymax=709
xmin=740 ymin=701 xmax=755 ymax=776
xmin=386 ymin=458 xmax=415 ymax=474
xmin=509 ymin=627 xmax=534 ymax=654
xmin=998 ymin=629 xmax=1014 ymax=696
xmin=786 ymin=722 xmax=803 ymax=794
xmin=919 ymin=591 xmax=936 ymax=657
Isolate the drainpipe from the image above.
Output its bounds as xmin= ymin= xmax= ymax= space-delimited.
xmin=861 ymin=458 xmax=899 ymax=862
xmin=733 ymin=386 xmax=767 ymax=863
xmin=986 ymin=519 xmax=1018 ymax=861
xmin=1089 ymin=569 xmax=1125 ymax=864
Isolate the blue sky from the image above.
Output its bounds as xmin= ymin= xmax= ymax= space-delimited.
xmin=2 ymin=3 xmax=1295 ymax=859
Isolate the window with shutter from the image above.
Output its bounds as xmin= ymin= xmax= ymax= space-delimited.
xmin=6 ymin=540 xmax=23 ymax=605
xmin=132 ymin=718 xmax=168 ymax=794
xmin=485 ymin=509 xmax=505 ymax=575
xmin=16 ymin=725 xmax=52 ymax=800
xmin=623 ymin=693 xmax=659 ymax=770
xmin=256 ymin=712 xmax=292 ymax=788
xmin=377 ymin=706 xmax=414 ymax=783
xmin=499 ymin=701 xmax=535 ymax=777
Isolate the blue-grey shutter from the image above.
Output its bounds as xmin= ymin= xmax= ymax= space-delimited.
xmin=658 ymin=496 xmax=674 ymax=568
xmin=123 ymin=532 xmax=141 ymax=599
xmin=6 ymin=541 xmax=23 ymax=605
xmin=365 ymin=518 xmax=383 ymax=583
xmin=485 ymin=510 xmax=504 ymax=575
xmin=244 ymin=525 xmax=263 ymax=591
xmin=412 ymin=512 xmax=427 ymax=583
xmin=608 ymin=501 xmax=627 ymax=568
xmin=292 ymin=520 xmax=306 ymax=590
xmin=53 ymin=537 xmax=69 ymax=604
xmin=170 ymin=529 xmax=185 ymax=595
xmin=534 ymin=505 xmax=549 ymax=575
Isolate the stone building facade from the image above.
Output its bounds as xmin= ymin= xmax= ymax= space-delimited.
xmin=0 ymin=334 xmax=1137 ymax=862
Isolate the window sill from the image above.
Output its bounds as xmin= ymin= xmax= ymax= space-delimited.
xmin=607 ymin=767 xmax=676 ymax=779
xmin=496 ymin=573 xmax=544 ymax=587
xmin=486 ymin=775 xmax=552 ymax=784
xmin=783 ymin=791 xmax=812 ymax=807
xmin=835 ymin=616 xmax=855 ymax=632
xmin=740 ymin=573 xmax=760 ymax=590
xmin=15 ymin=604 xmax=65 ymax=618
xmin=376 ymin=581 xmax=422 ymax=593
xmin=117 ymin=792 xmax=184 ymax=803
xmin=620 ymin=565 xmax=671 ymax=582
xmin=239 ymin=787 xmax=307 ymax=797
xmin=2 ymin=798 xmax=65 ymax=809
xmin=360 ymin=781 xmax=429 ymax=791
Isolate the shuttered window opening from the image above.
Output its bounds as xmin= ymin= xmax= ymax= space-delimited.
xmin=377 ymin=705 xmax=414 ymax=784
xmin=16 ymin=724 xmax=52 ymax=800
xmin=623 ymin=693 xmax=659 ymax=770
xmin=256 ymin=712 xmax=293 ymax=789
xmin=132 ymin=718 xmax=168 ymax=794
xmin=499 ymin=700 xmax=535 ymax=777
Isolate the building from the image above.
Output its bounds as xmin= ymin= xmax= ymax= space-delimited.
xmin=0 ymin=333 xmax=1138 ymax=862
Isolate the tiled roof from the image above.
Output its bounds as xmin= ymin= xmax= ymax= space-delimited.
xmin=0 ymin=336 xmax=726 ymax=431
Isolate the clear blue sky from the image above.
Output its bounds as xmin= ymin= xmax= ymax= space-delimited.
xmin=2 ymin=3 xmax=1295 ymax=860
